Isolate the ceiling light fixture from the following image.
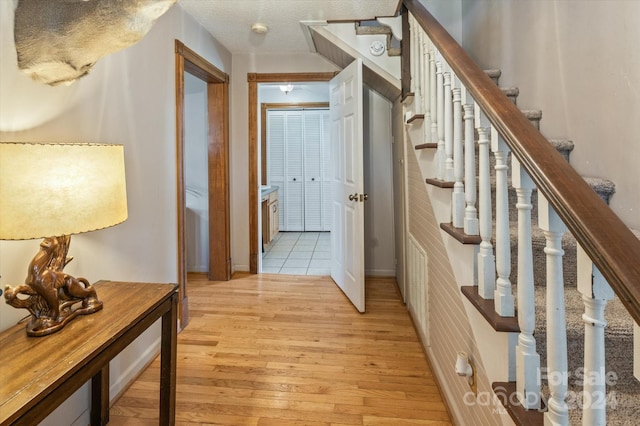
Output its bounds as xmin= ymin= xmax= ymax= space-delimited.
xmin=251 ymin=23 xmax=268 ymax=34
xmin=279 ymin=84 xmax=294 ymax=95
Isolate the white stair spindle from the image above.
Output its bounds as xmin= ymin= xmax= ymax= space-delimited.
xmin=443 ymin=71 xmax=454 ymax=182
xmin=451 ymin=87 xmax=464 ymax=228
xmin=492 ymin=128 xmax=514 ymax=316
xmin=577 ymin=245 xmax=614 ymax=426
xmin=512 ymin=157 xmax=541 ymax=410
xmin=422 ymin=36 xmax=431 ymax=142
xmin=429 ymin=48 xmax=438 ymax=149
xmin=463 ymin=102 xmax=478 ymax=235
xmin=475 ymin=108 xmax=495 ymax=299
xmin=539 ymin=195 xmax=569 ymax=426
xmin=436 ymin=61 xmax=445 ymax=180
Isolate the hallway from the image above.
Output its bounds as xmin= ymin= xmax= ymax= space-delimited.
xmin=110 ymin=273 xmax=451 ymax=425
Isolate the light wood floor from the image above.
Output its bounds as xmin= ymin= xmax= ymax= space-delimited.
xmin=110 ymin=273 xmax=451 ymax=425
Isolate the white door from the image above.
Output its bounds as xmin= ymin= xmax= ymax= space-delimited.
xmin=303 ymin=111 xmax=323 ymax=231
xmin=330 ymin=58 xmax=365 ymax=312
xmin=285 ymin=111 xmax=304 ymax=231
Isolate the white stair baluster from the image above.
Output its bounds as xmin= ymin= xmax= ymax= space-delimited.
xmin=492 ymin=129 xmax=514 ymax=316
xmin=429 ymin=48 xmax=438 ymax=151
xmin=451 ymin=87 xmax=464 ymax=228
xmin=475 ymin=108 xmax=495 ymax=299
xmin=443 ymin=71 xmax=454 ymax=182
xmin=577 ymin=245 xmax=614 ymax=426
xmin=436 ymin=61 xmax=445 ymax=180
xmin=463 ymin=102 xmax=478 ymax=235
xmin=512 ymin=157 xmax=541 ymax=410
xmin=539 ymin=195 xmax=569 ymax=426
xmin=422 ymin=35 xmax=431 ymax=142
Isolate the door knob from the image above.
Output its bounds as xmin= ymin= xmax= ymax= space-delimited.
xmin=359 ymin=193 xmax=369 ymax=202
xmin=348 ymin=193 xmax=358 ymax=201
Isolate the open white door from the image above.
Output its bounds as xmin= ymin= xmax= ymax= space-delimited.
xmin=330 ymin=58 xmax=365 ymax=312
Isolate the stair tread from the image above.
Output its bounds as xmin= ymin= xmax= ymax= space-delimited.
xmin=415 ymin=143 xmax=437 ymax=150
xmin=582 ymin=176 xmax=616 ymax=195
xmin=461 ymin=286 xmax=519 ymax=332
xmin=425 ymin=178 xmax=454 ymax=188
xmin=492 ymin=382 xmax=545 ymax=426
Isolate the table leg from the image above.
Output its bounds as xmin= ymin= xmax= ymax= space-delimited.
xmin=159 ymin=292 xmax=178 ymax=425
xmin=90 ymin=364 xmax=109 ymax=425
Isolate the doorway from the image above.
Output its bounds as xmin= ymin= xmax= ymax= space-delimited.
xmin=260 ymin=92 xmax=332 ymax=275
xmin=248 ymin=72 xmax=336 ymax=274
xmin=175 ymin=40 xmax=231 ymax=328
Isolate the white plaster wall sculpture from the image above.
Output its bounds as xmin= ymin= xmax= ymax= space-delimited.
xmin=14 ymin=0 xmax=176 ymax=86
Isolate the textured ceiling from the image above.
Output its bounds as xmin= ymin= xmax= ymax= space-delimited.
xmin=177 ymin=0 xmax=400 ymax=54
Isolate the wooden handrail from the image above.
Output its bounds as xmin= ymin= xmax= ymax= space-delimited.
xmin=403 ymin=0 xmax=640 ymax=324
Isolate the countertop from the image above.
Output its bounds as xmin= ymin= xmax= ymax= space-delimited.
xmin=261 ymin=185 xmax=278 ymax=201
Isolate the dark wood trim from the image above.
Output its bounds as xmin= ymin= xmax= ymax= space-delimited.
xmin=401 ymin=5 xmax=411 ymax=98
xmin=461 ymin=286 xmax=519 ymax=332
xmin=249 ymin=72 xmax=338 ymax=83
xmin=174 ymin=44 xmax=188 ymax=327
xmin=405 ymin=0 xmax=640 ymax=324
xmin=440 ymin=223 xmax=482 ymax=244
xmin=208 ymin=82 xmax=232 ymax=281
xmin=248 ymin=73 xmax=335 ymax=274
xmin=401 ymin=92 xmax=415 ymax=103
xmin=249 ymin=77 xmax=259 ymax=273
xmin=425 ymin=178 xmax=454 ymax=188
xmin=175 ymin=39 xmax=231 ymax=326
xmin=261 ymin=102 xmax=330 ymax=185
xmin=176 ymin=40 xmax=227 ymax=83
xmin=415 ymin=142 xmax=437 ymax=150
xmin=406 ymin=113 xmax=424 ymax=123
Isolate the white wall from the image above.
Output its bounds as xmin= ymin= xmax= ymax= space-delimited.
xmin=0 ymin=3 xmax=231 ymax=424
xmin=418 ymin=0 xmax=463 ymax=44
xmin=460 ymin=0 xmax=640 ymax=230
xmin=363 ymin=88 xmax=396 ymax=276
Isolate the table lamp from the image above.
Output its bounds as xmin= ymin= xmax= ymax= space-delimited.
xmin=0 ymin=142 xmax=128 ymax=336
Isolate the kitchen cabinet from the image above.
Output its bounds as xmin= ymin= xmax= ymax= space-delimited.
xmin=261 ymin=187 xmax=279 ymax=246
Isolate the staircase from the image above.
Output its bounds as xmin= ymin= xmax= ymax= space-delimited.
xmin=401 ymin=1 xmax=640 ymax=425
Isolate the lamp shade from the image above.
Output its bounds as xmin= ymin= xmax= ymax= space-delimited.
xmin=0 ymin=142 xmax=128 ymax=240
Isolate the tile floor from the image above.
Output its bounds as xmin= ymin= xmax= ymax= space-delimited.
xmin=261 ymin=232 xmax=331 ymax=275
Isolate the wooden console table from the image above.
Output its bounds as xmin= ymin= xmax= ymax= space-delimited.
xmin=0 ymin=281 xmax=178 ymax=425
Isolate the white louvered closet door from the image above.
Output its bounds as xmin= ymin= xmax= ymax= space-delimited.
xmin=321 ymin=110 xmax=332 ymax=231
xmin=267 ymin=111 xmax=286 ymax=229
xmin=284 ymin=111 xmax=304 ymax=231
xmin=267 ymin=108 xmax=330 ymax=232
xmin=303 ymin=111 xmax=323 ymax=231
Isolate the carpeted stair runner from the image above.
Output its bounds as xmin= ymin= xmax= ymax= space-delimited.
xmin=485 ymin=69 xmax=640 ymax=425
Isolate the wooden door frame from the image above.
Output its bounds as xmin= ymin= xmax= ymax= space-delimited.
xmin=248 ymin=72 xmax=337 ymax=273
xmin=176 ymin=40 xmax=231 ymax=328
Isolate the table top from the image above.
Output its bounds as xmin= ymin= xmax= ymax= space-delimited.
xmin=0 ymin=280 xmax=177 ymax=424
